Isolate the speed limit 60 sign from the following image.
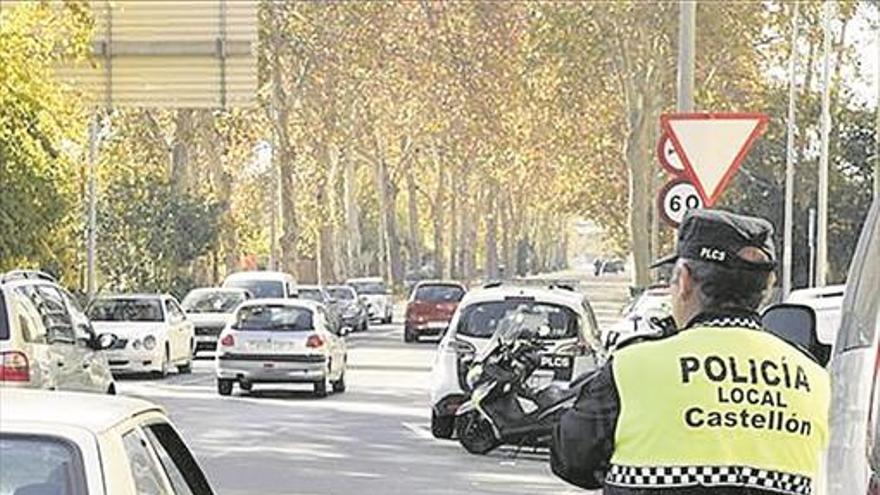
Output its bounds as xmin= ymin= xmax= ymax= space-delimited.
xmin=658 ymin=179 xmax=703 ymax=227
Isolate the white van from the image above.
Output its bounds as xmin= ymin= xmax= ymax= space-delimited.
xmin=222 ymin=271 xmax=298 ymax=300
xmin=824 ymin=198 xmax=880 ymax=494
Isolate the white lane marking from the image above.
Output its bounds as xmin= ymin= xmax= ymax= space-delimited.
xmin=401 ymin=421 xmax=434 ymax=441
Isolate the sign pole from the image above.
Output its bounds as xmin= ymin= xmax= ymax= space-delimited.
xmin=677 ymin=1 xmax=696 ymax=113
xmin=782 ymin=2 xmax=800 ymax=300
xmin=86 ymin=112 xmax=99 ymax=298
xmin=815 ymin=0 xmax=834 ymax=288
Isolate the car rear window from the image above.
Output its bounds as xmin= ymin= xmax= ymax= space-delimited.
xmin=298 ymin=289 xmax=323 ymax=302
xmin=414 ymin=285 xmax=465 ymax=303
xmin=327 ymin=287 xmax=355 ymax=300
xmin=0 ymin=434 xmax=87 ymax=495
xmin=87 ymin=298 xmax=164 ymax=322
xmin=349 ymin=281 xmax=386 ymax=295
xmin=456 ymin=300 xmax=579 ymax=339
xmin=225 ymin=280 xmax=285 ymax=299
xmin=234 ymin=305 xmax=313 ymax=331
xmin=834 ymin=204 xmax=880 ymax=353
xmin=0 ymin=292 xmax=8 ymax=341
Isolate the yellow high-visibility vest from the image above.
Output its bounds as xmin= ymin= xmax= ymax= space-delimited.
xmin=608 ymin=324 xmax=830 ymax=494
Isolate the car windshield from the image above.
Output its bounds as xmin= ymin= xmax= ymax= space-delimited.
xmin=414 ymin=285 xmax=465 ymax=303
xmin=88 ymin=298 xmax=164 ymax=322
xmin=350 ymin=282 xmax=387 ymax=295
xmin=225 ymin=280 xmax=285 ymax=299
xmin=298 ymin=289 xmax=323 ymax=302
xmin=0 ymin=435 xmax=86 ymax=495
xmin=182 ymin=291 xmax=246 ymax=313
xmin=0 ymin=292 xmax=7 ymax=341
xmin=456 ymin=299 xmax=579 ymax=339
xmin=326 ymin=287 xmax=355 ymax=301
xmin=233 ymin=305 xmax=313 ymax=331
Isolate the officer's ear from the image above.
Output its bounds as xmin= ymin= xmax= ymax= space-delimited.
xmin=675 ymin=262 xmax=696 ymax=300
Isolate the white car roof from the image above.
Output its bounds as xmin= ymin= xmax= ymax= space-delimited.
xmin=224 ymin=271 xmax=294 ymax=282
xmin=458 ymin=285 xmax=585 ymax=312
xmin=0 ymin=389 xmax=163 ymax=434
xmin=93 ymin=293 xmax=167 ymax=300
xmin=185 ymin=287 xmax=249 ymax=295
xmin=788 ymin=284 xmax=846 ymax=302
xmin=345 ymin=277 xmax=384 ymax=283
xmin=237 ymin=298 xmax=323 ymax=311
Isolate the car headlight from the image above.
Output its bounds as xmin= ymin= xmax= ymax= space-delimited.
xmin=466 ymin=364 xmax=483 ymax=389
xmin=131 ymin=339 xmax=142 ymax=350
xmin=143 ymin=335 xmax=157 ymax=350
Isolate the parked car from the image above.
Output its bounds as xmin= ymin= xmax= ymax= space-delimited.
xmin=88 ymin=294 xmax=194 ymax=377
xmin=222 ymin=271 xmax=298 ymax=299
xmin=0 ymin=388 xmax=214 ymax=494
xmin=603 ymin=284 xmax=672 ymax=347
xmin=215 ymin=298 xmax=348 ymax=397
xmin=429 ymin=284 xmax=604 ymax=439
xmin=404 ymin=281 xmax=467 ymax=343
xmin=346 ymin=277 xmax=393 ymax=324
xmin=0 ymin=270 xmax=116 ymax=394
xmin=823 ymin=198 xmax=880 ymax=495
xmin=326 ymin=285 xmax=369 ymax=332
xmin=786 ymin=284 xmax=845 ymax=351
xmin=182 ymin=287 xmax=252 ymax=355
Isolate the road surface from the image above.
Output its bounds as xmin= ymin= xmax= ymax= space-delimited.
xmin=117 ymin=275 xmax=628 ymax=494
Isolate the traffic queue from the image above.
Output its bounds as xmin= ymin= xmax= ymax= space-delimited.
xmin=1 ymin=201 xmax=878 ymax=495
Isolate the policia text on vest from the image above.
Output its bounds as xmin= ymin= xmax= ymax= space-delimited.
xmin=679 ymin=354 xmax=813 ymax=437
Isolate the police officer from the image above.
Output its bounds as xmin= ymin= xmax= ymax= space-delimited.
xmin=551 ymin=209 xmax=830 ymax=495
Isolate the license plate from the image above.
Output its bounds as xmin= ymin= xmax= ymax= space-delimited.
xmin=539 ymin=355 xmax=573 ymax=370
xmin=263 ymin=362 xmax=275 ymax=369
xmin=195 ymin=336 xmax=215 ymax=343
xmin=427 ymin=321 xmax=447 ymax=330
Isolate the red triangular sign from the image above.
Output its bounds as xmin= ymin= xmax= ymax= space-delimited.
xmin=661 ymin=113 xmax=768 ymax=206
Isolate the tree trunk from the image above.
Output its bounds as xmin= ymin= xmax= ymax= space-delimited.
xmin=375 ymin=157 xmax=389 ymax=280
xmin=432 ymin=144 xmax=447 ymax=278
xmin=385 ymin=182 xmax=404 ymax=286
xmin=327 ymin=145 xmax=344 ymax=281
xmin=406 ymin=166 xmax=421 ymax=271
xmin=447 ymin=172 xmax=459 ymax=279
xmin=625 ymin=97 xmax=654 ymax=288
xmin=343 ymin=147 xmax=361 ymax=277
xmin=485 ymin=183 xmax=499 ymax=280
xmin=170 ymin=109 xmax=194 ymax=196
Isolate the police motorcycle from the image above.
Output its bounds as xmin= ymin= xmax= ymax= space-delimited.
xmin=454 ymin=310 xmax=599 ymax=455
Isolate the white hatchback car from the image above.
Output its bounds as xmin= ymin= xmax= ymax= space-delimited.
xmin=429 ymin=284 xmax=604 ymax=438
xmin=215 ymin=299 xmax=348 ymax=397
xmin=1 ymin=271 xmax=116 ymax=394
xmin=346 ymin=277 xmax=393 ymax=324
xmin=0 ymin=388 xmax=214 ymax=494
xmin=88 ymin=294 xmax=195 ymax=377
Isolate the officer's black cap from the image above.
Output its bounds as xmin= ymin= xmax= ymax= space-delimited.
xmin=651 ymin=209 xmax=776 ymax=271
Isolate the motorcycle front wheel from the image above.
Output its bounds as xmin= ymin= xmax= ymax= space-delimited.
xmin=455 ymin=411 xmax=500 ymax=455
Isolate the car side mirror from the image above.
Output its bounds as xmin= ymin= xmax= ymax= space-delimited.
xmin=338 ymin=326 xmax=351 ymax=337
xmin=761 ymin=303 xmax=830 ymax=366
xmin=93 ymin=332 xmax=118 ymax=351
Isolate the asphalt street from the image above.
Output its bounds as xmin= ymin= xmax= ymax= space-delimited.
xmin=116 ymin=276 xmax=628 ymax=495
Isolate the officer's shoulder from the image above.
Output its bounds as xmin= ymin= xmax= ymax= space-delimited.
xmin=612 ymin=331 xmax=675 ymax=353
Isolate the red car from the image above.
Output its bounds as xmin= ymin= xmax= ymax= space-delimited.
xmin=404 ymin=281 xmax=467 ymax=343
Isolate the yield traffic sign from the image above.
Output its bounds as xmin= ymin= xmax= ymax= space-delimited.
xmin=660 ymin=113 xmax=768 ymax=206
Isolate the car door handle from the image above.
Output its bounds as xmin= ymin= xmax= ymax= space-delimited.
xmin=82 ymin=361 xmax=91 ymax=369
xmin=57 ymin=361 xmax=65 ymax=368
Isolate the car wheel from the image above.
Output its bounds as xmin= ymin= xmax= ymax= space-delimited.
xmin=456 ymin=411 xmax=499 ymax=455
xmin=153 ymin=347 xmax=170 ymax=379
xmin=332 ymin=371 xmax=346 ymax=394
xmin=217 ymin=378 xmax=233 ymax=396
xmin=239 ymin=380 xmax=253 ymax=392
xmin=178 ymin=360 xmax=192 ymax=374
xmin=314 ymin=377 xmax=329 ymax=398
xmin=431 ymin=410 xmax=454 ymax=439
xmin=106 ymin=384 xmax=117 ymax=395
xmin=360 ymin=320 xmax=369 ymax=332
xmin=404 ymin=326 xmax=415 ymax=343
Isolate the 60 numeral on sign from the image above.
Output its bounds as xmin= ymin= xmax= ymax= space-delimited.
xmin=659 ymin=179 xmax=704 ymax=227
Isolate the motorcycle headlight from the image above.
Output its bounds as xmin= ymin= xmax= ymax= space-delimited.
xmin=143 ymin=335 xmax=157 ymax=350
xmin=466 ymin=364 xmax=483 ymax=389
xmin=131 ymin=339 xmax=142 ymax=350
